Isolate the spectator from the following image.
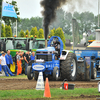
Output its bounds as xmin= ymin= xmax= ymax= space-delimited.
xmin=5 ymin=50 xmax=13 ymax=69
xmin=0 ymin=51 xmax=14 ymax=76
xmin=29 ymin=52 xmax=35 ymax=66
xmin=21 ymin=51 xmax=25 ymax=74
xmin=20 ymin=52 xmax=24 ymax=63
xmin=20 ymin=52 xmax=24 ymax=70
xmin=17 ymin=52 xmax=23 ymax=75
xmin=30 ymin=52 xmax=35 ymax=61
xmin=22 ymin=51 xmax=26 ymax=58
xmin=15 ymin=51 xmax=18 ymax=65
xmin=24 ymin=51 xmax=30 ymax=75
xmin=19 ymin=50 xmax=21 ymax=53
xmin=14 ymin=51 xmax=18 ymax=75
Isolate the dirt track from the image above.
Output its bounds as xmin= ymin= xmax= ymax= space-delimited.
xmin=0 ymin=78 xmax=99 ymax=90
xmin=0 ymin=78 xmax=100 ymax=100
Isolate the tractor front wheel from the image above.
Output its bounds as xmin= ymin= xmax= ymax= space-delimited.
xmin=53 ymin=67 xmax=59 ymax=81
xmin=34 ymin=71 xmax=39 ymax=81
xmin=27 ymin=66 xmax=34 ymax=80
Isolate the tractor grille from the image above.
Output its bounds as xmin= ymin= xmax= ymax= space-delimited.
xmin=36 ymin=55 xmax=52 ymax=61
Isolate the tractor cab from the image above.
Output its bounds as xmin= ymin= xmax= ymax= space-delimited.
xmin=34 ymin=36 xmax=63 ymax=64
xmin=48 ymin=36 xmax=63 ymax=59
xmin=3 ymin=37 xmax=36 ymax=57
xmin=4 ymin=37 xmax=28 ymax=57
xmin=31 ymin=38 xmax=50 ymax=53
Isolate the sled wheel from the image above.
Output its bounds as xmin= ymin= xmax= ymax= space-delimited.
xmin=92 ymin=68 xmax=97 ymax=79
xmin=91 ymin=62 xmax=97 ymax=79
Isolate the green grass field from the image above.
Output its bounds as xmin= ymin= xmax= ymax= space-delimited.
xmin=0 ymin=76 xmax=100 ymax=99
xmin=0 ymin=88 xmax=100 ymax=100
xmin=0 ymin=74 xmax=27 ymax=79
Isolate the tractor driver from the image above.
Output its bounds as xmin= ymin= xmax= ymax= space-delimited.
xmin=16 ymin=42 xmax=22 ymax=49
xmin=53 ymin=39 xmax=60 ymax=59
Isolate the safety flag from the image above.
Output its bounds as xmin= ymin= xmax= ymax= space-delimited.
xmin=2 ymin=2 xmax=17 ymax=18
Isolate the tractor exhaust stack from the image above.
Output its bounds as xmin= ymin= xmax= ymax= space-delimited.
xmin=96 ymin=29 xmax=100 ymax=40
xmin=45 ymin=39 xmax=47 ymax=48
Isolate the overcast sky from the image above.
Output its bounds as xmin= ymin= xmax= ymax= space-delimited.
xmin=3 ymin=0 xmax=99 ymax=19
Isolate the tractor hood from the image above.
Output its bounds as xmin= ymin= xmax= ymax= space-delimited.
xmin=87 ymin=40 xmax=100 ymax=48
xmin=36 ymin=47 xmax=55 ymax=52
xmin=86 ymin=40 xmax=100 ymax=50
xmin=86 ymin=29 xmax=100 ymax=50
xmin=10 ymin=49 xmax=27 ymax=57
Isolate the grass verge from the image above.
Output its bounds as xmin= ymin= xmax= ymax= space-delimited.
xmin=0 ymin=74 xmax=27 ymax=79
xmin=0 ymin=88 xmax=100 ymax=99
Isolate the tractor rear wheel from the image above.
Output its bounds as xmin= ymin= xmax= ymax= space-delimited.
xmin=53 ymin=67 xmax=59 ymax=81
xmin=34 ymin=71 xmax=39 ymax=81
xmin=27 ymin=66 xmax=34 ymax=80
xmin=60 ymin=53 xmax=77 ymax=81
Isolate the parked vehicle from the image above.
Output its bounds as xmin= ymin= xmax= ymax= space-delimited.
xmin=74 ymin=29 xmax=100 ymax=80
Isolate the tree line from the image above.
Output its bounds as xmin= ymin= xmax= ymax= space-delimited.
xmin=1 ymin=24 xmax=66 ymax=48
xmin=1 ymin=24 xmax=44 ymax=38
xmin=17 ymin=9 xmax=99 ymax=35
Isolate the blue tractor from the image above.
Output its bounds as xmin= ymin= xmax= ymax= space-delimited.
xmin=74 ymin=29 xmax=100 ymax=81
xmin=27 ymin=36 xmax=78 ymax=81
xmin=74 ymin=50 xmax=98 ymax=81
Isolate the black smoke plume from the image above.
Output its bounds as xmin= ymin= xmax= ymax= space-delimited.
xmin=40 ymin=0 xmax=67 ymax=40
xmin=41 ymin=0 xmax=94 ymax=40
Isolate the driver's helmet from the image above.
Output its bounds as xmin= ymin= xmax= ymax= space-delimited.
xmin=53 ymin=38 xmax=57 ymax=43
